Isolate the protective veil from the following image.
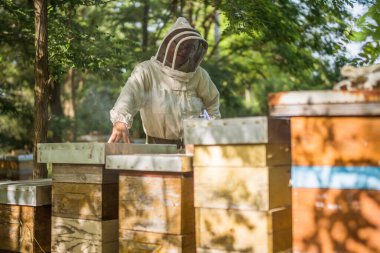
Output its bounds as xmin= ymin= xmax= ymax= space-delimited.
xmin=110 ymin=17 xmax=221 ymax=140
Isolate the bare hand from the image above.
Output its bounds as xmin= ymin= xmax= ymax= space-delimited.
xmin=107 ymin=122 xmax=131 ymax=143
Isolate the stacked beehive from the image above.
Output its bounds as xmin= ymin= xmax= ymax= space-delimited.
xmin=106 ymin=153 xmax=195 ymax=252
xmin=38 ymin=143 xmax=176 ymax=253
xmin=269 ymin=90 xmax=380 ymax=253
xmin=0 ymin=179 xmax=51 ymax=252
xmin=0 ymin=154 xmax=33 ymax=181
xmin=184 ymin=117 xmax=292 ymax=253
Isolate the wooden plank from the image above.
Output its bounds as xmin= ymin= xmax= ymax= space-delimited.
xmin=0 ymin=158 xmax=18 ymax=180
xmin=106 ymin=154 xmax=193 ymax=172
xmin=194 ymin=166 xmax=291 ymax=210
xmin=194 ymin=144 xmax=291 ymax=167
xmin=38 ymin=143 xmax=177 ymax=164
xmin=0 ymin=204 xmax=51 ymax=253
xmin=269 ymin=90 xmax=380 ymax=105
xmin=119 ymin=173 xmax=194 ymax=234
xmin=270 ymin=103 xmax=380 ymax=116
xmin=52 ymin=182 xmax=118 ymax=220
xmin=291 ymin=117 xmax=380 ymax=166
xmin=196 ymin=207 xmax=292 ymax=253
xmin=52 ymin=164 xmax=118 ymax=184
xmin=196 ymin=247 xmax=292 ymax=253
xmin=0 ymin=179 xmax=51 ymax=206
xmin=38 ymin=143 xmax=106 ymax=164
xmin=119 ymin=230 xmax=195 ymax=253
xmin=293 ymin=188 xmax=380 ymax=253
xmin=184 ymin=117 xmax=290 ymax=145
xmin=105 ymin=143 xmax=177 ymax=155
xmin=52 ymin=216 xmax=118 ymax=253
xmin=292 ymin=165 xmax=380 ymax=190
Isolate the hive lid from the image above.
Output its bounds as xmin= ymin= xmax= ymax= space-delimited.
xmin=37 ymin=143 xmax=177 ymax=164
xmin=184 ymin=116 xmax=290 ymax=145
xmin=106 ymin=154 xmax=192 ymax=173
xmin=269 ymin=90 xmax=380 ymax=116
xmin=0 ymin=179 xmax=52 ymax=206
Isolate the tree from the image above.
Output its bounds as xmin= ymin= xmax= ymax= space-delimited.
xmin=33 ymin=0 xmax=49 ymax=178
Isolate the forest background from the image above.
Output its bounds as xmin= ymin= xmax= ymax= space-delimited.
xmin=1 ymin=0 xmax=379 ymax=155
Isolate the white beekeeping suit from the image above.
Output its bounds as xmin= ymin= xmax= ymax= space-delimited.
xmin=109 ymin=17 xmax=221 ymax=145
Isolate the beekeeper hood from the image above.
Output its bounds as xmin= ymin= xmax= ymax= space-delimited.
xmin=155 ymin=17 xmax=208 ymax=73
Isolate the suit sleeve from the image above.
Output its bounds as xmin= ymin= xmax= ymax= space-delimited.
xmin=110 ymin=64 xmax=146 ymax=128
xmin=196 ymin=69 xmax=221 ymax=119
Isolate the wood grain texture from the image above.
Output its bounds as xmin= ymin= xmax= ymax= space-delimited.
xmin=194 ymin=166 xmax=291 ymax=210
xmin=106 ymin=154 xmax=193 ymax=172
xmin=0 ymin=179 xmax=52 ymax=206
xmin=119 ymin=173 xmax=195 ymax=234
xmin=269 ymin=90 xmax=380 ymax=106
xmin=38 ymin=143 xmax=177 ymax=164
xmin=270 ymin=103 xmax=380 ymax=117
xmin=51 ymin=216 xmax=118 ymax=253
xmin=52 ymin=182 xmax=118 ymax=220
xmin=0 ymin=160 xmax=19 ymax=180
xmin=52 ymin=164 xmax=118 ymax=184
xmin=293 ymin=188 xmax=380 ymax=253
xmin=105 ymin=143 xmax=177 ymax=155
xmin=0 ymin=204 xmax=51 ymax=253
xmin=184 ymin=117 xmax=290 ymax=145
xmin=292 ymin=117 xmax=380 ymax=166
xmin=119 ymin=230 xmax=195 ymax=253
xmin=194 ymin=144 xmax=291 ymax=167
xmin=196 ymin=207 xmax=292 ymax=253
xmin=38 ymin=143 xmax=106 ymax=164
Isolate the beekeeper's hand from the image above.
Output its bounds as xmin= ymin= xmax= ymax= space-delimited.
xmin=108 ymin=122 xmax=131 ymax=143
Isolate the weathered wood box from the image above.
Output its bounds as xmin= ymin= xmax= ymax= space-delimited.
xmin=184 ymin=117 xmax=292 ymax=253
xmin=269 ymin=90 xmax=380 ymax=253
xmin=0 ymin=154 xmax=33 ymax=181
xmin=106 ymin=154 xmax=195 ymax=253
xmin=293 ymin=187 xmax=380 ymax=253
xmin=38 ymin=143 xmax=177 ymax=253
xmin=0 ymin=179 xmax=52 ymax=253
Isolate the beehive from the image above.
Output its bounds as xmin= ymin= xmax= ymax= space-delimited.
xmin=0 ymin=179 xmax=52 ymax=253
xmin=184 ymin=116 xmax=292 ymax=252
xmin=38 ymin=143 xmax=177 ymax=253
xmin=106 ymin=154 xmax=195 ymax=253
xmin=269 ymin=90 xmax=380 ymax=253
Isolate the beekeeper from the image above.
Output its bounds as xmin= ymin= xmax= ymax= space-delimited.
xmin=108 ymin=17 xmax=221 ymax=147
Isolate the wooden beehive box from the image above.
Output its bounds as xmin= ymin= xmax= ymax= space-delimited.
xmin=0 ymin=156 xmax=18 ymax=180
xmin=38 ymin=143 xmax=177 ymax=253
xmin=293 ymin=188 xmax=380 ymax=253
xmin=291 ymin=117 xmax=380 ymax=166
xmin=196 ymin=207 xmax=292 ymax=253
xmin=184 ymin=117 xmax=292 ymax=253
xmin=51 ymin=217 xmax=118 ymax=253
xmin=184 ymin=117 xmax=291 ymax=211
xmin=0 ymin=179 xmax=52 ymax=253
xmin=269 ymin=89 xmax=380 ymax=253
xmin=106 ymin=154 xmax=195 ymax=252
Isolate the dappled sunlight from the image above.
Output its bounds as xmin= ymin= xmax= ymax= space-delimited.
xmin=292 ymin=117 xmax=380 ymax=166
xmin=293 ymin=188 xmax=380 ymax=253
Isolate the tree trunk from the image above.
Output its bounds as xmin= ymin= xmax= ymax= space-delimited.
xmin=33 ymin=0 xmax=49 ymax=179
xmin=49 ymin=80 xmax=63 ymax=142
xmin=142 ymin=0 xmax=150 ymax=52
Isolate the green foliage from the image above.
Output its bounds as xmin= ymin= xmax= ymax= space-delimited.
xmin=1 ymin=0 xmax=377 ymax=152
xmin=350 ymin=1 xmax=380 ymax=64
